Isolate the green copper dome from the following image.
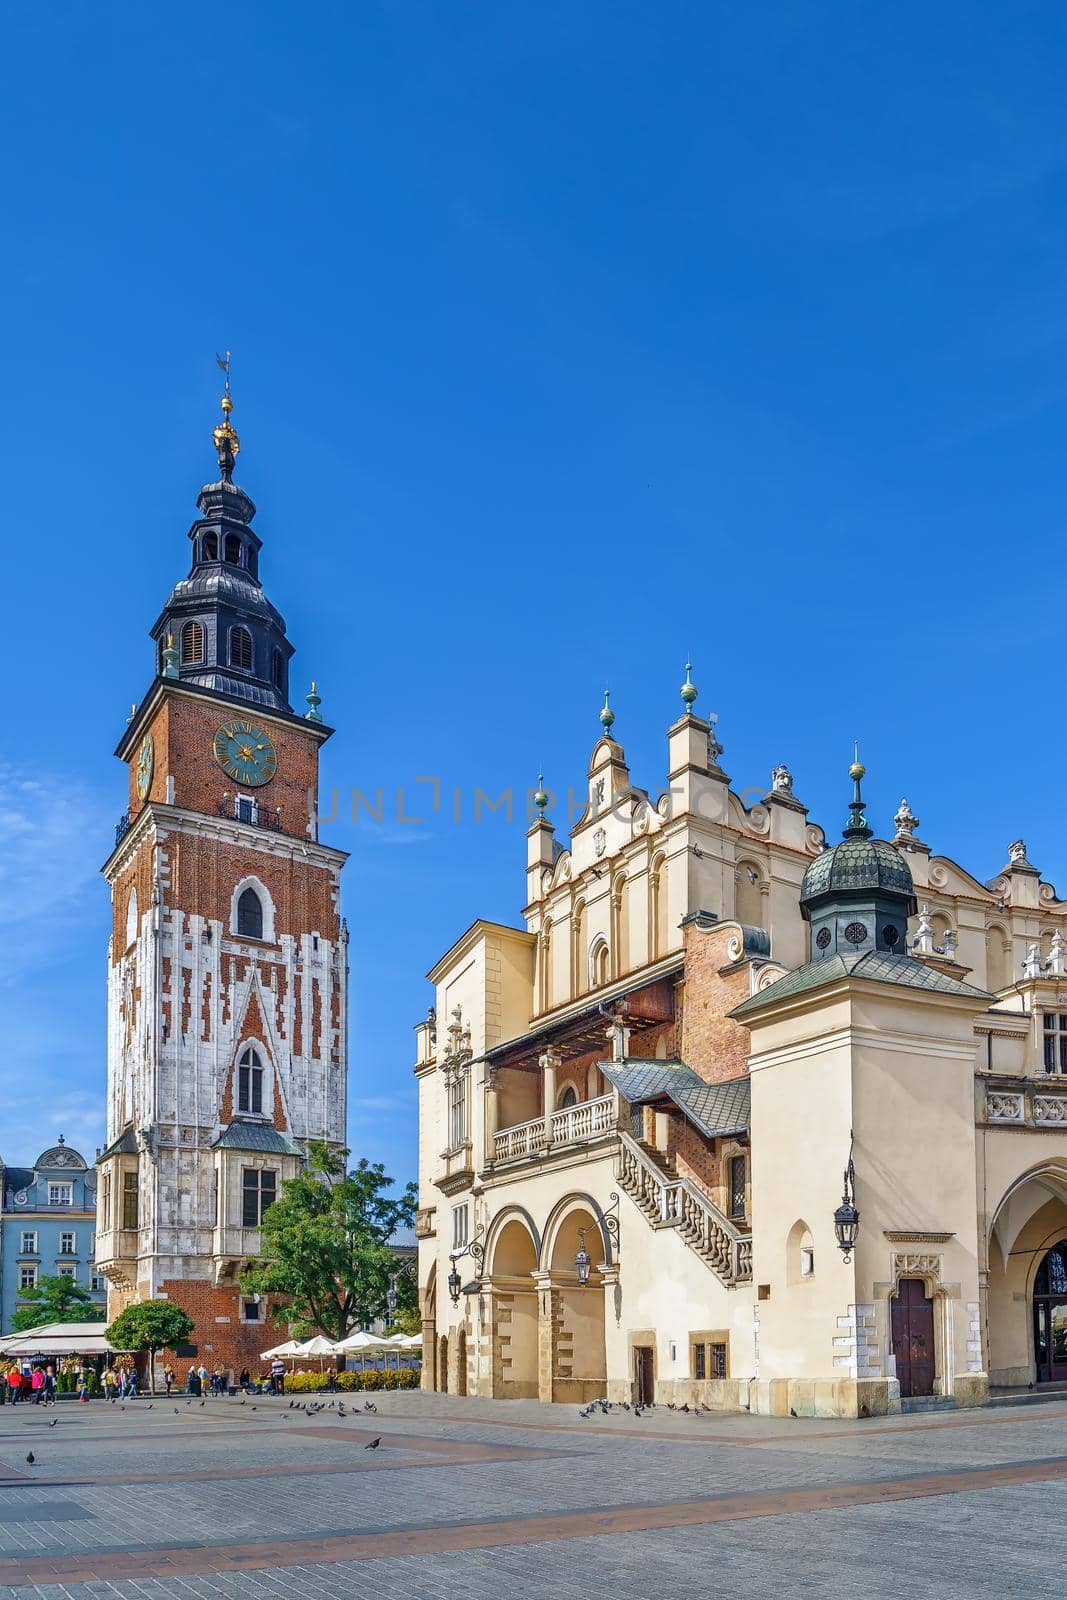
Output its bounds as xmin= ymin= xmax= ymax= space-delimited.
xmin=801 ymin=836 xmax=915 ymax=912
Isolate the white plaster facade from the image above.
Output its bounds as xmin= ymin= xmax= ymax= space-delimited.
xmin=416 ymin=685 xmax=1067 ymax=1416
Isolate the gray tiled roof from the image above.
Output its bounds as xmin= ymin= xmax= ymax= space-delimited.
xmin=599 ymin=1059 xmax=695 ymax=1102
xmin=211 ymin=1121 xmax=302 ymax=1156
xmin=599 ymin=1059 xmax=751 ymax=1139
xmin=670 ymin=1076 xmax=751 ymax=1139
xmin=731 ymin=951 xmax=992 ymax=1018
xmin=97 ymin=1127 xmax=138 ymax=1162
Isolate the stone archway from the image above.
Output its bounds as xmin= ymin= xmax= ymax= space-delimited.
xmin=484 ymin=1214 xmax=539 ymax=1398
xmin=987 ymin=1164 xmax=1067 ymax=1387
xmin=541 ymin=1199 xmax=608 ymax=1404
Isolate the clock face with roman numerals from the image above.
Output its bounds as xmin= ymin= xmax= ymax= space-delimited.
xmin=213 ymin=719 xmax=278 ymax=788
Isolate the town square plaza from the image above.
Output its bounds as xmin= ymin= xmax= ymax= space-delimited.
xmin=0 ymin=1387 xmax=1065 ymax=1596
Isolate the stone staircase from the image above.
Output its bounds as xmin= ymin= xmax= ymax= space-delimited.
xmin=616 ymin=1129 xmax=752 ymax=1286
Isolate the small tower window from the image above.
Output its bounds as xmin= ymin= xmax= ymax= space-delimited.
xmin=237 ymin=886 xmax=263 ymax=940
xmin=181 ymin=621 xmax=204 ymax=665
xmin=272 ymin=648 xmax=284 ymax=689
xmin=201 ymin=533 xmax=218 ymax=562
xmin=224 ymin=533 xmax=242 ymax=565
xmin=238 ymin=1047 xmax=264 ymax=1115
xmin=230 ymin=626 xmax=253 ymax=671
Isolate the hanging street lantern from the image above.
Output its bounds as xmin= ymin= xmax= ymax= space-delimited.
xmin=447 ymin=1261 xmax=462 ymax=1305
xmin=386 ymin=1275 xmax=398 ymax=1317
xmin=834 ymin=1141 xmax=859 ymax=1262
xmin=575 ymin=1227 xmax=592 ymax=1287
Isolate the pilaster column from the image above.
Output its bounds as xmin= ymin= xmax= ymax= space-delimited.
xmin=484 ymin=1069 xmax=500 ymax=1164
xmin=533 ymin=1271 xmax=558 ymax=1403
xmin=540 ymin=1046 xmax=560 ymax=1145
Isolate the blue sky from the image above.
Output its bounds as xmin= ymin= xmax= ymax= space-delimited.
xmin=2 ymin=2 xmax=1067 ymax=1181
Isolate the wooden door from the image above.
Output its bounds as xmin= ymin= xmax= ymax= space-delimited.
xmin=891 ymin=1278 xmax=935 ymax=1397
xmin=634 ymin=1346 xmax=654 ymax=1406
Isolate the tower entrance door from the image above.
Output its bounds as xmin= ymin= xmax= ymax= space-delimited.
xmin=891 ymin=1277 xmax=935 ymax=1398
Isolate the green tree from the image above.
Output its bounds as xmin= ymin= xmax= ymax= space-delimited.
xmin=106 ymin=1301 xmax=194 ymax=1394
xmin=241 ymin=1145 xmax=416 ymax=1365
xmin=11 ymin=1274 xmax=105 ymax=1333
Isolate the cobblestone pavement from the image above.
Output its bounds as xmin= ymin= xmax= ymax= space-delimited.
xmin=0 ymin=1391 xmax=1064 ymax=1597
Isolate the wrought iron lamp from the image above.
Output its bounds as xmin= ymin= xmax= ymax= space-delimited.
xmin=833 ymin=1141 xmax=859 ymax=1262
xmin=386 ymin=1276 xmax=398 ymax=1318
xmin=447 ymin=1221 xmax=485 ymax=1306
xmin=574 ymin=1228 xmax=591 ymax=1286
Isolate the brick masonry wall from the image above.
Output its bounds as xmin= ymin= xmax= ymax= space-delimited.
xmin=158 ymin=1277 xmax=281 ymax=1377
xmin=128 ymin=687 xmax=325 ymax=835
xmin=678 ymin=922 xmax=755 ymax=1084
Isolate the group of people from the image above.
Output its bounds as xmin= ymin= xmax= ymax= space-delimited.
xmin=2 ymin=1363 xmax=56 ymax=1404
xmin=173 ymin=1363 xmax=247 ymax=1397
xmin=101 ymin=1366 xmax=139 ymax=1401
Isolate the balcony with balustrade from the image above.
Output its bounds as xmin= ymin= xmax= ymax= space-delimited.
xmin=492 ymin=1092 xmax=619 ymax=1164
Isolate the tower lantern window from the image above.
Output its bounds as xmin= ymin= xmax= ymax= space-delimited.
xmin=224 ymin=533 xmax=242 ymax=565
xmin=229 ymin=626 xmax=253 ymax=671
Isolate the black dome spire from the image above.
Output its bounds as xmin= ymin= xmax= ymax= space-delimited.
xmin=800 ymin=754 xmax=917 ymax=960
xmin=150 ymin=367 xmax=294 ymax=713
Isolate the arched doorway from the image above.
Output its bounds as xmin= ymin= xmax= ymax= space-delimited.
xmin=437 ymin=1334 xmax=449 ymax=1395
xmin=987 ymin=1165 xmax=1067 ymax=1387
xmin=546 ymin=1200 xmax=608 ymax=1404
xmin=1033 ymin=1241 xmax=1067 ymax=1384
xmin=485 ymin=1215 xmax=539 ymax=1398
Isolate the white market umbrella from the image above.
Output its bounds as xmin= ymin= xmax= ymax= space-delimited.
xmin=298 ymin=1336 xmax=342 ymax=1356
xmin=334 ymin=1329 xmax=394 ymax=1371
xmin=259 ymin=1339 xmax=306 ymax=1361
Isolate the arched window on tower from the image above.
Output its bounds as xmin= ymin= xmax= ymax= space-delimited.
xmin=224 ymin=533 xmax=242 ymax=565
xmin=237 ymin=886 xmax=263 ymax=940
xmin=238 ymin=1047 xmax=264 ymax=1115
xmin=201 ymin=533 xmax=218 ymax=562
xmin=229 ymin=626 xmax=253 ymax=671
xmin=181 ymin=621 xmax=204 ymax=665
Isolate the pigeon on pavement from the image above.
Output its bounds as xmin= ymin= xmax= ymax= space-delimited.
xmin=365 ymin=1436 xmax=381 ymax=1450
xmin=25 ymin=1452 xmax=34 ymax=1466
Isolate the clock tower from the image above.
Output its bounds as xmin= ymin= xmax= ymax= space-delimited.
xmin=96 ymin=378 xmax=348 ymax=1371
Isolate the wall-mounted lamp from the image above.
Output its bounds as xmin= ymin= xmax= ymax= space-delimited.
xmin=447 ymin=1221 xmax=485 ymax=1306
xmin=833 ymin=1138 xmax=859 ymax=1262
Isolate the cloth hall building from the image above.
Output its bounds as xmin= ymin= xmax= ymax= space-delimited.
xmin=94 ymin=386 xmax=348 ymax=1372
xmin=416 ymin=679 xmax=1067 ymax=1416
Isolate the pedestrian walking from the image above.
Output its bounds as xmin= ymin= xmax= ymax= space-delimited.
xmin=164 ymin=1366 xmax=174 ymax=1396
xmin=43 ymin=1365 xmax=56 ymax=1406
xmin=8 ymin=1365 xmax=23 ymax=1404
xmin=270 ymin=1357 xmax=285 ymax=1396
xmin=31 ymin=1367 xmax=45 ymax=1405
xmin=103 ymin=1367 xmax=118 ymax=1404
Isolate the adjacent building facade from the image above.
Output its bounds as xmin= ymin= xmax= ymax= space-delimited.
xmin=0 ymin=1140 xmax=105 ymax=1334
xmin=416 ymin=678 xmax=1067 ymax=1415
xmin=94 ymin=385 xmax=348 ymax=1372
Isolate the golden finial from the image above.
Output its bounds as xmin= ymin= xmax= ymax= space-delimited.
xmin=212 ymin=351 xmax=240 ymax=479
xmin=848 ymin=738 xmax=865 ymax=782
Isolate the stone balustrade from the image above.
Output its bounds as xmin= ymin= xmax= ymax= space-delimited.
xmin=493 ymin=1093 xmax=616 ymax=1163
xmin=616 ymin=1131 xmax=752 ymax=1285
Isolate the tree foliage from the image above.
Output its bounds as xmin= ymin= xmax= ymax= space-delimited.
xmin=11 ymin=1274 xmax=105 ymax=1333
xmin=240 ymin=1145 xmax=416 ymax=1347
xmin=106 ymin=1301 xmax=194 ymax=1357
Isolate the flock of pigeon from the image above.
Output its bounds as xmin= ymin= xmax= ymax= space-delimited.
xmin=21 ymin=1395 xmax=388 ymax=1468
xmin=577 ymin=1398 xmax=720 ymax=1420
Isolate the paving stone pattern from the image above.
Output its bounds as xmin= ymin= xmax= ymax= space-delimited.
xmin=0 ymin=1392 xmax=1064 ymax=1597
